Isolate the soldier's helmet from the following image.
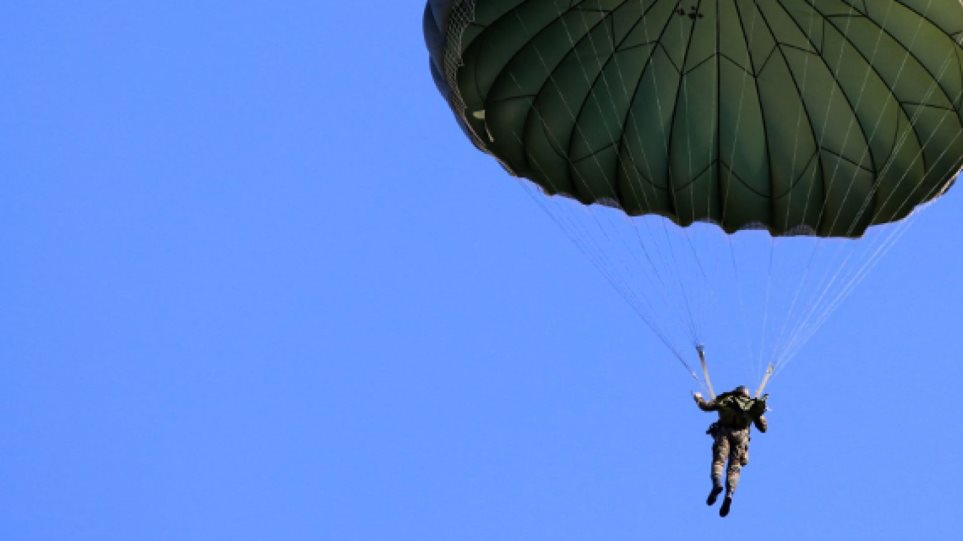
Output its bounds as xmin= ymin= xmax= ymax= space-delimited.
xmin=734 ymin=385 xmax=750 ymax=398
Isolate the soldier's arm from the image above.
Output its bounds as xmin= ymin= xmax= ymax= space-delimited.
xmin=693 ymin=392 xmax=718 ymax=412
xmin=753 ymin=415 xmax=768 ymax=433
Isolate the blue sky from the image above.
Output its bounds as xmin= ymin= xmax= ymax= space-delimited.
xmin=3 ymin=3 xmax=962 ymax=539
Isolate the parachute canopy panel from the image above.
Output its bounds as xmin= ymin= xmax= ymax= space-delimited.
xmin=425 ymin=0 xmax=963 ymax=237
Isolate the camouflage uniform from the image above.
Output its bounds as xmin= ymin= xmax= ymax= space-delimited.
xmin=695 ymin=391 xmax=767 ymax=515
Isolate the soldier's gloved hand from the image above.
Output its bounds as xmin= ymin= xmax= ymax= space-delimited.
xmin=749 ymin=396 xmax=768 ymax=417
xmin=693 ymin=392 xmax=703 ymax=402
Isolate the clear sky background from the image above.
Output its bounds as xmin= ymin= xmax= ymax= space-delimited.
xmin=3 ymin=3 xmax=962 ymax=540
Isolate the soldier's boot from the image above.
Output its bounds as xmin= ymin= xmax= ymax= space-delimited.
xmin=707 ymin=471 xmax=723 ymax=506
xmin=706 ymin=485 xmax=723 ymax=506
xmin=719 ymin=496 xmax=733 ymax=517
xmin=721 ymin=465 xmax=740 ymax=517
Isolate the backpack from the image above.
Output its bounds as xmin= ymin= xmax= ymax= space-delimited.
xmin=714 ymin=392 xmax=767 ymax=429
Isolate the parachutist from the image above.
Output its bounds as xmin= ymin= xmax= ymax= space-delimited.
xmin=694 ymin=386 xmax=768 ymax=518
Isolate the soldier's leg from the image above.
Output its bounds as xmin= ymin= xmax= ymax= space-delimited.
xmin=707 ymin=435 xmax=728 ymax=505
xmin=725 ymin=463 xmax=742 ymax=496
xmin=711 ymin=435 xmax=728 ymax=487
xmin=726 ymin=432 xmax=750 ymax=496
xmin=720 ymin=432 xmax=748 ymax=518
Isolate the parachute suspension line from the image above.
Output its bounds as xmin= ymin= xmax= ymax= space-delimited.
xmin=725 ymin=0 xmax=815 ymax=379
xmin=765 ymin=1 xmax=855 ymax=369
xmin=654 ymin=0 xmax=710 ymax=346
xmin=754 ymin=241 xmax=775 ymax=381
xmin=776 ymin=187 xmax=945 ymax=375
xmin=775 ymin=197 xmax=953 ymax=378
xmin=613 ymin=3 xmax=694 ymax=330
xmin=525 ymin=2 xmax=693 ymax=339
xmin=603 ymin=1 xmax=696 ymax=336
xmin=515 ymin=168 xmax=696 ymax=380
xmin=499 ymin=9 xmax=704 ymax=383
xmin=775 ymin=210 xmax=918 ymax=376
xmin=678 ymin=221 xmax=718 ymax=344
xmin=548 ymin=0 xmax=705 ymax=349
xmin=518 ymin=170 xmax=703 ymax=386
xmin=769 ymin=242 xmax=821 ymax=374
xmin=673 ymin=0 xmax=709 ymax=345
xmin=562 ymin=3 xmax=719 ymax=383
xmin=546 ymin=0 xmax=707 ymax=347
xmin=541 ymin=1 xmax=702 ymax=347
xmin=765 ymin=0 xmax=959 ymax=379
xmin=769 ymin=28 xmax=963 ymax=379
xmin=765 ymin=0 xmax=862 ymax=369
xmin=658 ymin=219 xmax=700 ymax=342
xmin=446 ymin=2 xmax=689 ymax=383
xmin=512 ymin=135 xmax=683 ymax=352
xmin=725 ymin=234 xmax=757 ymax=383
xmin=626 ymin=218 xmax=699 ymax=352
xmin=721 ymin=0 xmax=765 ymax=384
xmin=770 ymin=0 xmax=909 ymax=334
xmin=776 ymin=166 xmax=957 ymax=375
xmin=772 ymin=36 xmax=963 ymax=374
xmin=628 ymin=220 xmax=679 ymax=316
xmin=626 ymin=0 xmax=732 ymax=353
xmin=757 ymin=0 xmax=891 ymax=379
xmin=762 ymin=2 xmax=880 ymax=371
xmin=503 ymin=19 xmax=695 ymax=357
xmin=698 ymin=0 xmax=721 ymax=325
xmin=575 ymin=0 xmax=697 ymax=340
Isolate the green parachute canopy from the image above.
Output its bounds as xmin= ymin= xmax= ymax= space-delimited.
xmin=425 ymin=1 xmax=963 ymax=237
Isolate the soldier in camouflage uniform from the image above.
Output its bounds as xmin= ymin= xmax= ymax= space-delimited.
xmin=693 ymin=385 xmax=768 ymax=517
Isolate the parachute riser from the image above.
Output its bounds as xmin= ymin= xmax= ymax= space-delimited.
xmin=756 ymin=364 xmax=775 ymax=398
xmin=696 ymin=345 xmax=774 ymax=401
xmin=696 ymin=345 xmax=716 ymax=400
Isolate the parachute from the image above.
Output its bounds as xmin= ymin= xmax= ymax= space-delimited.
xmin=425 ymin=1 xmax=963 ymax=388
